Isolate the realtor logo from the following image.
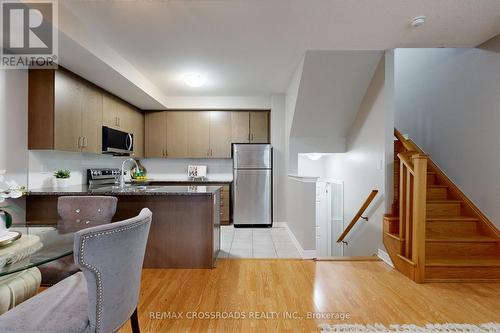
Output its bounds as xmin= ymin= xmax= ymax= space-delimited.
xmin=1 ymin=0 xmax=58 ymax=68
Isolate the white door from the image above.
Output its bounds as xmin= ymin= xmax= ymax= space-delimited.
xmin=329 ymin=181 xmax=344 ymax=256
xmin=315 ymin=182 xmax=329 ymax=257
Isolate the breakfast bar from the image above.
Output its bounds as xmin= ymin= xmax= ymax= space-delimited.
xmin=26 ymin=186 xmax=221 ymax=269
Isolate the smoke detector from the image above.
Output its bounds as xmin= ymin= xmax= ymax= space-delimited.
xmin=410 ymin=16 xmax=426 ymax=27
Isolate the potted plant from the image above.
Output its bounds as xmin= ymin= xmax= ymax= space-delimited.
xmin=54 ymin=169 xmax=71 ymax=188
xmin=0 ymin=170 xmax=26 ymax=237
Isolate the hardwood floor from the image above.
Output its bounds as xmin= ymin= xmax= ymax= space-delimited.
xmin=117 ymin=259 xmax=500 ymax=332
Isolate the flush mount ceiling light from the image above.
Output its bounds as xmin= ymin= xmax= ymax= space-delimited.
xmin=183 ymin=73 xmax=205 ymax=87
xmin=410 ymin=15 xmax=426 ymax=27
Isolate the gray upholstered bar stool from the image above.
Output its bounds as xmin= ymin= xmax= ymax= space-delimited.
xmin=0 ymin=208 xmax=152 ymax=333
xmin=39 ymin=196 xmax=118 ymax=285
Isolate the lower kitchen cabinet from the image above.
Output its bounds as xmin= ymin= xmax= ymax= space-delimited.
xmin=220 ymin=185 xmax=230 ymax=225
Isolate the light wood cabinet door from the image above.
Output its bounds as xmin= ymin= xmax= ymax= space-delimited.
xmin=81 ymin=83 xmax=103 ymax=154
xmin=166 ymin=111 xmax=189 ymax=157
xmin=187 ymin=111 xmax=211 ymax=158
xmin=231 ymin=111 xmax=250 ymax=143
xmin=145 ymin=112 xmax=166 ymax=158
xmin=250 ymin=111 xmax=269 ymax=143
xmin=102 ymin=94 xmax=120 ymax=129
xmin=117 ymin=102 xmax=135 ymax=133
xmin=54 ymin=71 xmax=82 ymax=152
xmin=131 ymin=110 xmax=144 ymax=158
xmin=209 ymin=111 xmax=232 ymax=158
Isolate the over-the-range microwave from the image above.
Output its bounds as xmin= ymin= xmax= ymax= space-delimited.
xmin=102 ymin=126 xmax=134 ymax=156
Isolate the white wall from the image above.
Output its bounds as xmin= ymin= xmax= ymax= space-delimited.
xmin=395 ymin=47 xmax=500 ymax=228
xmin=0 ymin=69 xmax=28 ymax=223
xmin=271 ymin=94 xmax=287 ymax=222
xmin=323 ymin=56 xmax=391 ymax=256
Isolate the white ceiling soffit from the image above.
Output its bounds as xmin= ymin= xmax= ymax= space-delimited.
xmin=57 ymin=2 xmax=168 ymax=109
xmin=291 ymin=50 xmax=383 ymax=139
xmin=59 ymin=0 xmax=500 ymax=101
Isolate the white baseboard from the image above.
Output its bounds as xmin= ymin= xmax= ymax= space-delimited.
xmin=281 ymin=222 xmax=317 ymax=259
xmin=377 ymin=248 xmax=394 ymax=267
xmin=272 ymin=222 xmax=288 ymax=228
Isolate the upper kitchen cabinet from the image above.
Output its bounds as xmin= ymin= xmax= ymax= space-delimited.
xmin=144 ymin=110 xmax=270 ymax=159
xmin=102 ymin=94 xmax=121 ymax=130
xmin=166 ymin=111 xmax=189 ymax=157
xmin=80 ymin=82 xmax=104 ymax=154
xmin=145 ymin=111 xmax=167 ymax=158
xmin=29 ymin=69 xmax=103 ymax=154
xmin=187 ymin=111 xmax=211 ymax=158
xmin=210 ymin=111 xmax=232 ymax=158
xmin=230 ymin=111 xmax=250 ymax=143
xmin=165 ymin=111 xmax=211 ymax=158
xmin=230 ymin=111 xmax=270 ymax=144
xmin=249 ymin=111 xmax=269 ymax=143
xmin=28 ymin=68 xmax=144 ymax=157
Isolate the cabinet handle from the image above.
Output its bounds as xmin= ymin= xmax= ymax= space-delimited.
xmin=251 ymin=133 xmax=254 ymax=141
xmin=162 ymin=149 xmax=165 ymax=157
xmin=83 ymin=137 xmax=87 ymax=148
xmin=118 ymin=117 xmax=121 ymax=127
xmin=77 ymin=137 xmax=82 ymax=148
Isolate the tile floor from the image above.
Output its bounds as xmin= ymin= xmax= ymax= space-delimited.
xmin=219 ymin=225 xmax=302 ymax=259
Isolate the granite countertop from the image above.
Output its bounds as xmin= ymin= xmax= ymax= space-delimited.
xmin=28 ymin=184 xmax=222 ymax=196
xmin=132 ymin=174 xmax=233 ymax=184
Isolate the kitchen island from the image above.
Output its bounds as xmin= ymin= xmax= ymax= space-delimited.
xmin=26 ymin=185 xmax=221 ymax=269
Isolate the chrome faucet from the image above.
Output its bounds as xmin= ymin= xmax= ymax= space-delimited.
xmin=120 ymin=158 xmax=139 ymax=189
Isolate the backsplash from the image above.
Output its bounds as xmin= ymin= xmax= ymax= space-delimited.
xmin=140 ymin=158 xmax=233 ymax=179
xmin=28 ymin=150 xmax=233 ymax=188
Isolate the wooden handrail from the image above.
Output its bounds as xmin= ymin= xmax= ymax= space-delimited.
xmin=337 ymin=190 xmax=378 ymax=243
xmin=397 ymin=152 xmax=415 ymax=174
xmin=394 ymin=129 xmax=418 ymax=153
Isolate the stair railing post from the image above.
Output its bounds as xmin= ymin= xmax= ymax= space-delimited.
xmin=411 ymin=154 xmax=428 ymax=283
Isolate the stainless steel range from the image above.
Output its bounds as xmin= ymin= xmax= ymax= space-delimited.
xmin=87 ymin=168 xmax=121 ymax=187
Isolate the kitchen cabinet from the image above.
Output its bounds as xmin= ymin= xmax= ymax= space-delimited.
xmin=130 ymin=109 xmax=145 ymax=158
xmin=144 ymin=110 xmax=270 ymax=158
xmin=166 ymin=111 xmax=189 ymax=157
xmin=209 ymin=112 xmax=232 ymax=158
xmin=81 ymin=83 xmax=104 ymax=154
xmin=145 ymin=111 xmax=167 ymax=158
xmin=29 ymin=68 xmax=143 ymax=156
xmin=220 ymin=185 xmax=230 ymax=224
xmin=249 ymin=111 xmax=269 ymax=143
xmin=187 ymin=111 xmax=211 ymax=158
xmin=102 ymin=94 xmax=122 ymax=130
xmin=48 ymin=70 xmax=103 ymax=154
xmin=53 ymin=70 xmax=83 ymax=152
xmin=230 ymin=111 xmax=250 ymax=143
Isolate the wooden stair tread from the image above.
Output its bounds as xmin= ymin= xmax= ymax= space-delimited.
xmin=426 ymin=216 xmax=478 ymax=222
xmin=426 ymin=234 xmax=498 ymax=242
xmin=426 ymin=257 xmax=500 ymax=267
xmin=427 ymin=185 xmax=448 ymax=188
xmin=426 ymin=199 xmax=462 ymax=203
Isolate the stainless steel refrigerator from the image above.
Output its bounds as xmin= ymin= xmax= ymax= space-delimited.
xmin=232 ymin=144 xmax=272 ymax=226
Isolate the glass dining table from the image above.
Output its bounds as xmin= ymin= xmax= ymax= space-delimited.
xmin=0 ymin=225 xmax=75 ymax=277
xmin=0 ymin=224 xmax=78 ymax=314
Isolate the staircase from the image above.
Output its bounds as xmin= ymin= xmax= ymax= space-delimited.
xmin=384 ymin=130 xmax=500 ymax=283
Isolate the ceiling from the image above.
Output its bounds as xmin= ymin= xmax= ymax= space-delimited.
xmin=60 ymin=0 xmax=500 ymax=104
